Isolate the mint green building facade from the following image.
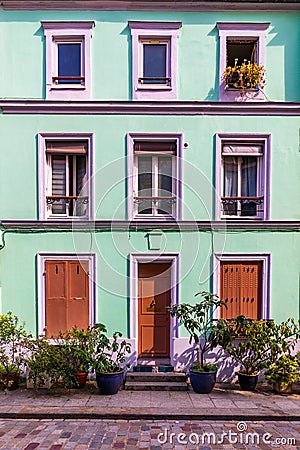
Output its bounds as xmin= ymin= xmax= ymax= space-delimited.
xmin=0 ymin=0 xmax=299 ymax=370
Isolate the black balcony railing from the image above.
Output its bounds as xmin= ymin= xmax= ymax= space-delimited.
xmin=221 ymin=196 xmax=264 ymax=216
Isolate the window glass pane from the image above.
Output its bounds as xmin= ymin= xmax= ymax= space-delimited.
xmin=58 ymin=43 xmax=81 ymax=84
xmin=74 ymin=155 xmax=87 ymax=217
xmin=143 ymin=44 xmax=167 ymax=84
xmin=52 ymin=155 xmax=66 ymax=214
xmin=138 ymin=156 xmax=152 ymax=214
xmin=158 ymin=157 xmax=173 ymax=214
xmin=241 ymin=156 xmax=257 ymax=216
xmin=223 ymin=156 xmax=238 ymax=215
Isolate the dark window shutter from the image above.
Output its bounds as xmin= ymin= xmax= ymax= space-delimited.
xmin=134 ymin=141 xmax=176 ymax=154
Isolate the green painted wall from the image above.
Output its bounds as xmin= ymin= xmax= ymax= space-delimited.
xmin=0 ymin=10 xmax=299 ymax=101
xmin=0 ymin=114 xmax=299 ymax=221
xmin=0 ymin=230 xmax=299 ymax=335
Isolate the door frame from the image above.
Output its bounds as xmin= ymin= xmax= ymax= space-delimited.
xmin=37 ymin=253 xmax=96 ymax=335
xmin=213 ymin=253 xmax=271 ymax=320
xmin=130 ymin=253 xmax=179 ymax=362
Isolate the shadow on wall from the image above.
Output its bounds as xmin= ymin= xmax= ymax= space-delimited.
xmin=266 ymin=22 xmax=300 ymax=102
xmin=204 ymin=26 xmax=219 ymax=101
xmin=173 ymin=344 xmax=242 ymax=383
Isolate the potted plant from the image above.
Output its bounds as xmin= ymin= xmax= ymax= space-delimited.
xmin=25 ymin=336 xmax=59 ymax=389
xmin=264 ymin=318 xmax=300 ymax=394
xmin=0 ymin=312 xmax=30 ymax=390
xmin=223 ymin=61 xmax=266 ymax=91
xmin=168 ymin=291 xmax=226 ymax=394
xmin=265 ymin=353 xmax=300 ymax=394
xmin=91 ymin=323 xmax=131 ymax=395
xmin=213 ymin=316 xmax=299 ymax=391
xmin=55 ymin=327 xmax=95 ymax=388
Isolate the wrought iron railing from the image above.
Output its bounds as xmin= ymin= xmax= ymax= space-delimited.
xmin=221 ymin=196 xmax=264 ymax=216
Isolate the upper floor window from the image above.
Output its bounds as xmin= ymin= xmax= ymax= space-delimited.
xmin=38 ymin=133 xmax=94 ymax=220
xmin=128 ymin=22 xmax=182 ymax=100
xmin=217 ymin=23 xmax=269 ymax=101
xmin=41 ymin=21 xmax=94 ymax=100
xmin=127 ymin=133 xmax=183 ymax=220
xmin=216 ymin=134 xmax=270 ymax=220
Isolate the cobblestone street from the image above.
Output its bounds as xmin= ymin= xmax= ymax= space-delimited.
xmin=0 ymin=419 xmax=298 ymax=450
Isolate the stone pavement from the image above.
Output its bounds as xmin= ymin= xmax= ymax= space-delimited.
xmin=0 ymin=418 xmax=299 ymax=449
xmin=0 ymin=382 xmax=299 ymax=421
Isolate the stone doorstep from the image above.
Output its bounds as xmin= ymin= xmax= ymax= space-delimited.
xmin=125 ymin=371 xmax=188 ymax=391
xmin=126 ymin=372 xmax=187 ymax=383
xmin=124 ymin=381 xmax=188 ymax=391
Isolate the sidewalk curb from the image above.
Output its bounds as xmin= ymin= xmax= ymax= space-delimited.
xmin=0 ymin=408 xmax=299 ymax=421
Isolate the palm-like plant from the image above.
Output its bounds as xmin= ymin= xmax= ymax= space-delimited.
xmin=168 ymin=291 xmax=226 ymax=371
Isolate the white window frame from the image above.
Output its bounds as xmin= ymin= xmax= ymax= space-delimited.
xmin=217 ymin=22 xmax=269 ymax=101
xmin=128 ymin=21 xmax=182 ymax=100
xmin=37 ymin=253 xmax=96 ymax=336
xmin=127 ymin=133 xmax=183 ymax=220
xmin=38 ymin=133 xmax=94 ymax=220
xmin=41 ymin=21 xmax=94 ymax=100
xmin=213 ymin=253 xmax=271 ymax=320
xmin=215 ymin=133 xmax=271 ymax=220
xmin=138 ymin=37 xmax=171 ymax=89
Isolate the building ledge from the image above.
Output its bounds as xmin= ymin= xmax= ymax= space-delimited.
xmin=0 ymin=100 xmax=300 ymax=116
xmin=1 ymin=220 xmax=300 ymax=232
xmin=1 ymin=0 xmax=300 ymax=11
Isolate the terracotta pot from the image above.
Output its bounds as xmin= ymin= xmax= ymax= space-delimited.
xmin=1 ymin=375 xmax=19 ymax=391
xmin=74 ymin=372 xmax=87 ymax=389
xmin=273 ymin=381 xmax=293 ymax=394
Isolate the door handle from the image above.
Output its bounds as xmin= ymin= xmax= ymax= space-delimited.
xmin=73 ymin=297 xmax=84 ymax=300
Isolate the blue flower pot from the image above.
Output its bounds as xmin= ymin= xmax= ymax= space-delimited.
xmin=189 ymin=369 xmax=216 ymax=394
xmin=96 ymin=369 xmax=125 ymax=395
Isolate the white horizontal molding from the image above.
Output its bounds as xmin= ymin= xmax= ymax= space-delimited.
xmin=1 ymin=101 xmax=300 ymax=116
xmin=2 ymin=1 xmax=300 ymax=11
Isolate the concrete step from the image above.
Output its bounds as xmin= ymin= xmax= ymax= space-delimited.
xmin=124 ymin=381 xmax=188 ymax=391
xmin=126 ymin=372 xmax=187 ymax=383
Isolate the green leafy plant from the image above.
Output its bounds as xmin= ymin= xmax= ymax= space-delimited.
xmin=213 ymin=316 xmax=300 ymax=376
xmin=223 ymin=62 xmax=266 ymax=90
xmin=265 ymin=353 xmax=300 ymax=387
xmin=0 ymin=312 xmax=30 ymax=386
xmin=56 ymin=326 xmax=95 ymax=373
xmin=26 ymin=327 xmax=96 ymax=389
xmin=168 ymin=291 xmax=226 ymax=372
xmin=91 ymin=323 xmax=131 ymax=373
xmin=25 ymin=336 xmax=62 ymax=389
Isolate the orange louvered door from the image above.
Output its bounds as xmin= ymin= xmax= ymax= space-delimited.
xmin=220 ymin=261 xmax=262 ymax=319
xmin=45 ymin=260 xmax=89 ymax=337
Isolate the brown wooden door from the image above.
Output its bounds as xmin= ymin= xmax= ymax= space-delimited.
xmin=220 ymin=261 xmax=262 ymax=319
xmin=138 ymin=263 xmax=171 ymax=357
xmin=45 ymin=260 xmax=89 ymax=337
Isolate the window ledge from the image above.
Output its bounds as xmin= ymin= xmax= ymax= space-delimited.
xmin=50 ymin=86 xmax=86 ymax=91
xmin=137 ymin=85 xmax=172 ymax=91
xmin=220 ymin=216 xmax=264 ymax=220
